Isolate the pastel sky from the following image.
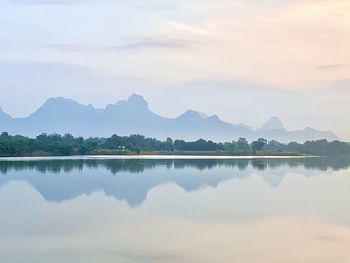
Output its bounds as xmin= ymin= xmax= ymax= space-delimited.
xmin=0 ymin=0 xmax=349 ymax=139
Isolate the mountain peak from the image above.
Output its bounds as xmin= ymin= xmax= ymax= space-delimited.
xmin=30 ymin=97 xmax=95 ymax=119
xmin=40 ymin=97 xmax=87 ymax=111
xmin=43 ymin=97 xmax=80 ymax=107
xmin=0 ymin=94 xmax=340 ymax=142
xmin=303 ymin=127 xmax=316 ymax=132
xmin=179 ymin=110 xmax=206 ymax=120
xmin=104 ymin=94 xmax=152 ymax=117
xmin=208 ymin=114 xmax=220 ymax=121
xmin=42 ymin=97 xmax=96 ymax=111
xmin=258 ymin=116 xmax=285 ymax=132
xmin=127 ymin=94 xmax=148 ymax=109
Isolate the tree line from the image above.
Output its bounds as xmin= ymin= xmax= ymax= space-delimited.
xmin=0 ymin=132 xmax=349 ymax=157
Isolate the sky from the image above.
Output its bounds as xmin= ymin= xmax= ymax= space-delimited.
xmin=0 ymin=0 xmax=349 ymax=139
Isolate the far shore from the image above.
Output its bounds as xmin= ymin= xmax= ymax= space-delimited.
xmin=0 ymin=151 xmax=311 ymax=160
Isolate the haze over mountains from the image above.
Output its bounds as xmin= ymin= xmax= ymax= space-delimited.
xmin=0 ymin=94 xmax=338 ymax=143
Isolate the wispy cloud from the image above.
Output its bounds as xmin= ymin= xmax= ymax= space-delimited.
xmin=11 ymin=0 xmax=77 ymax=5
xmin=44 ymin=44 xmax=114 ymax=52
xmin=44 ymin=37 xmax=192 ymax=52
xmin=117 ymin=36 xmax=191 ymax=50
xmin=315 ymin=64 xmax=348 ymax=71
xmin=11 ymin=0 xmax=178 ymax=9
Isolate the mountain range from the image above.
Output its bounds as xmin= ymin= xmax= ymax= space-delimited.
xmin=0 ymin=94 xmax=339 ymax=142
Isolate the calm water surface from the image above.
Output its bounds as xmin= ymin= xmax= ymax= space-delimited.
xmin=1 ymin=156 xmax=350 ymax=263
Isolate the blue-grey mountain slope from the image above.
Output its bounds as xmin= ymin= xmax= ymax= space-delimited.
xmin=255 ymin=117 xmax=338 ymax=143
xmin=257 ymin=116 xmax=285 ymax=132
xmin=0 ymin=107 xmax=11 ymax=121
xmin=0 ymin=94 xmax=339 ymax=142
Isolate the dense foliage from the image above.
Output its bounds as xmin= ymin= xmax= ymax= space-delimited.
xmin=0 ymin=132 xmax=349 ymax=157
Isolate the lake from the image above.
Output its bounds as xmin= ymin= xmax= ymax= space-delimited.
xmin=1 ymin=156 xmax=350 ymax=263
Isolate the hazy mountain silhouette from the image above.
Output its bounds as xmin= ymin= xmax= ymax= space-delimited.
xmin=0 ymin=94 xmax=339 ymax=142
xmin=255 ymin=120 xmax=337 ymax=143
xmin=258 ymin=116 xmax=285 ymax=132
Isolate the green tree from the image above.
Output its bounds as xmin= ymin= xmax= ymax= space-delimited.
xmin=251 ymin=138 xmax=267 ymax=152
xmin=236 ymin=138 xmax=250 ymax=153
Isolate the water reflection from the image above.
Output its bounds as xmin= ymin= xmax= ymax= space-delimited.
xmin=1 ymin=156 xmax=350 ymax=263
xmin=1 ymin=155 xmax=350 ymax=173
xmin=0 ymin=156 xmax=349 ymax=206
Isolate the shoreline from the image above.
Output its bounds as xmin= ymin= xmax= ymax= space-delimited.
xmin=0 ymin=154 xmax=314 ymax=161
xmin=0 ymin=151 xmax=305 ymax=159
xmin=0 ymin=150 xmax=306 ymax=158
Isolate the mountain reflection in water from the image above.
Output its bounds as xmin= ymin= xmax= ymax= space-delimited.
xmin=0 ymin=156 xmax=349 ymax=206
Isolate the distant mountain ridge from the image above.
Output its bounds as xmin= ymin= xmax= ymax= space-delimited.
xmin=0 ymin=94 xmax=339 ymax=142
xmin=257 ymin=116 xmax=285 ymax=132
